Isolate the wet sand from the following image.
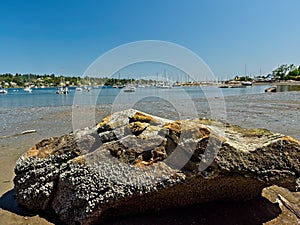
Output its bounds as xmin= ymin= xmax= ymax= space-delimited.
xmin=0 ymin=107 xmax=73 ymax=225
xmin=0 ymin=91 xmax=299 ymax=224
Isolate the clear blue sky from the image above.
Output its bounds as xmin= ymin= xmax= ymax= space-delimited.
xmin=1 ymin=0 xmax=300 ymax=79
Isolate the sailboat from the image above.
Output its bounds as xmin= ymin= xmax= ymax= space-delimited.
xmin=24 ymin=86 xmax=32 ymax=92
xmin=241 ymin=81 xmax=253 ymax=86
xmin=56 ymin=77 xmax=69 ymax=94
xmin=123 ymin=85 xmax=136 ymax=92
xmin=156 ymin=70 xmax=172 ymax=89
xmin=76 ymin=86 xmax=83 ymax=92
xmin=123 ymin=78 xmax=136 ymax=92
xmin=0 ymin=88 xmax=7 ymax=94
xmin=241 ymin=64 xmax=253 ymax=86
xmin=157 ymin=82 xmax=172 ymax=89
xmin=23 ymin=74 xmax=33 ymax=92
xmin=56 ymin=86 xmax=69 ymax=94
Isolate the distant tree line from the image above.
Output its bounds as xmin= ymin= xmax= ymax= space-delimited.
xmin=231 ymin=64 xmax=300 ymax=82
xmin=4 ymin=64 xmax=298 ymax=87
xmin=103 ymin=78 xmax=135 ymax=86
xmin=0 ymin=73 xmax=139 ymax=87
xmin=233 ymin=76 xmax=253 ymax=82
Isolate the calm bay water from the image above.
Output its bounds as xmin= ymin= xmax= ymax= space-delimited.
xmin=0 ymin=85 xmax=272 ymax=108
xmin=0 ymin=85 xmax=299 ymax=142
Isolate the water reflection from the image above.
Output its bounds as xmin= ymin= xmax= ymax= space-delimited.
xmin=277 ymin=85 xmax=300 ymax=92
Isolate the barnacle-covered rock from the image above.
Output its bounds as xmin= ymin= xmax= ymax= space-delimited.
xmin=262 ymin=185 xmax=300 ymax=224
xmin=14 ymin=109 xmax=300 ymax=225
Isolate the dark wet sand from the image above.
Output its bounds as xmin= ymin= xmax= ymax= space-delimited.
xmin=0 ymin=91 xmax=299 ymax=224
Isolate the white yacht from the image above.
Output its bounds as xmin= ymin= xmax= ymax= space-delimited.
xmin=56 ymin=86 xmax=69 ymax=94
xmin=24 ymin=87 xmax=32 ymax=92
xmin=123 ymin=85 xmax=136 ymax=92
xmin=0 ymin=89 xmax=8 ymax=94
xmin=76 ymin=87 xmax=83 ymax=91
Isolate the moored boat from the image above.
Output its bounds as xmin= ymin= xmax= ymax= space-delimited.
xmin=0 ymin=89 xmax=8 ymax=94
xmin=241 ymin=81 xmax=253 ymax=86
xmin=24 ymin=87 xmax=32 ymax=92
xmin=56 ymin=86 xmax=69 ymax=94
xmin=123 ymin=85 xmax=136 ymax=92
xmin=76 ymin=87 xmax=83 ymax=92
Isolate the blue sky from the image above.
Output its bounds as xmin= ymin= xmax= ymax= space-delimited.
xmin=0 ymin=0 xmax=299 ymax=79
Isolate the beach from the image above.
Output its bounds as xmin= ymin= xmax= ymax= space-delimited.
xmin=0 ymin=106 xmax=73 ymax=225
xmin=0 ymin=90 xmax=300 ymax=224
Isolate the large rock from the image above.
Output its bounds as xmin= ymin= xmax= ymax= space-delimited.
xmin=14 ymin=109 xmax=300 ymax=225
xmin=262 ymin=185 xmax=300 ymax=224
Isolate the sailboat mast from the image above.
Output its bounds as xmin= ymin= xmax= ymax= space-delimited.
xmin=260 ymin=68 xmax=262 ymax=76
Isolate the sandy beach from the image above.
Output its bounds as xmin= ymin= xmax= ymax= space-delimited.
xmin=0 ymin=106 xmax=73 ymax=225
xmin=0 ymin=91 xmax=299 ymax=224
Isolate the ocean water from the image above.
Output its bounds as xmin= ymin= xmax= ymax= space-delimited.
xmin=0 ymin=85 xmax=271 ymax=108
xmin=0 ymin=85 xmax=299 ymax=142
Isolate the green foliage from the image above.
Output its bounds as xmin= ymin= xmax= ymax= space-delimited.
xmin=0 ymin=73 xmax=136 ymax=87
xmin=234 ymin=76 xmax=253 ymax=81
xmin=104 ymin=78 xmax=134 ymax=86
xmin=0 ymin=73 xmax=83 ymax=87
xmin=289 ymin=68 xmax=299 ymax=76
xmin=272 ymin=64 xmax=300 ymax=81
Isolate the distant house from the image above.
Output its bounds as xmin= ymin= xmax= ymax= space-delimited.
xmin=10 ymin=82 xmax=17 ymax=87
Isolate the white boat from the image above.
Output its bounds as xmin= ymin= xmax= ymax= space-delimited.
xmin=24 ymin=87 xmax=32 ymax=92
xmin=124 ymin=78 xmax=135 ymax=92
xmin=113 ymin=84 xmax=125 ymax=88
xmin=241 ymin=81 xmax=253 ymax=86
xmin=156 ymin=81 xmax=172 ymax=89
xmin=123 ymin=85 xmax=136 ymax=92
xmin=0 ymin=89 xmax=8 ymax=94
xmin=159 ymin=85 xmax=172 ymax=89
xmin=76 ymin=87 xmax=83 ymax=91
xmin=157 ymin=83 xmax=172 ymax=89
xmin=56 ymin=86 xmax=69 ymax=94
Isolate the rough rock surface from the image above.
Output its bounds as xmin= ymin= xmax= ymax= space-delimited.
xmin=262 ymin=185 xmax=300 ymax=224
xmin=14 ymin=109 xmax=300 ymax=225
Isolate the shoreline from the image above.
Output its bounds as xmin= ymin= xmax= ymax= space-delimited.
xmin=1 ymin=80 xmax=300 ymax=89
